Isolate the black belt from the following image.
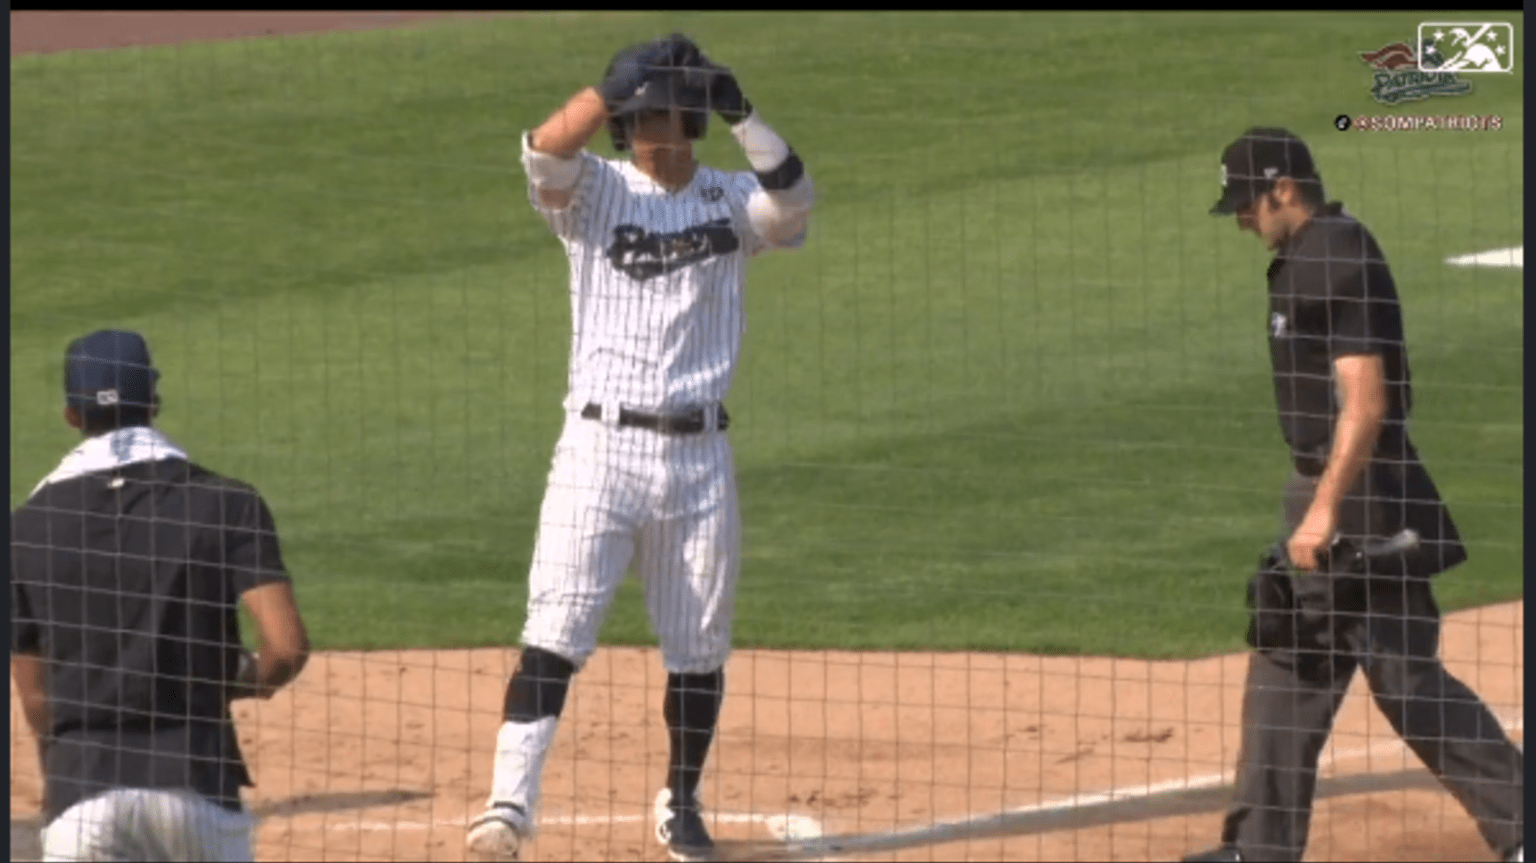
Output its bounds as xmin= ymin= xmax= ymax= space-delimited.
xmin=580 ymin=403 xmax=729 ymax=435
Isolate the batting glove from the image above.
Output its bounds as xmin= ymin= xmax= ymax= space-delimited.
xmin=703 ymin=62 xmax=752 ymax=124
xmin=688 ymin=48 xmax=752 ymax=125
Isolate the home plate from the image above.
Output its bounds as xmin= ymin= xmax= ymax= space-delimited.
xmin=1445 ymin=246 xmax=1522 ymax=268
xmin=763 ymin=814 xmax=824 ymax=841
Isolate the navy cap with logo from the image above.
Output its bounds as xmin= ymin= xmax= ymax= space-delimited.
xmin=1210 ymin=127 xmax=1320 ymax=215
xmin=64 ymin=329 xmax=160 ymax=414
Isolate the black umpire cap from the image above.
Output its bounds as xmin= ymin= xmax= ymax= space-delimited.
xmin=1210 ymin=127 xmax=1320 ymax=215
xmin=65 ymin=329 xmax=160 ymax=413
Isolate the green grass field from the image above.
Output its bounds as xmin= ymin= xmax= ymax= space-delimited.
xmin=11 ymin=12 xmax=1522 ymax=658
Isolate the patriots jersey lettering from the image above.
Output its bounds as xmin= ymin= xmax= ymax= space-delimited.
xmin=606 ymin=219 xmax=741 ymax=282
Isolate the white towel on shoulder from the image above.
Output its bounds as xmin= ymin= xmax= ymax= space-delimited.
xmin=30 ymin=425 xmax=189 ymax=497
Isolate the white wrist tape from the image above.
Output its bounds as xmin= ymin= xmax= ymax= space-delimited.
xmin=730 ymin=112 xmax=791 ymax=175
xmin=521 ymin=131 xmax=582 ymax=191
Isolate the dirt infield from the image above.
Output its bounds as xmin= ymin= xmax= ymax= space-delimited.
xmin=7 ymin=13 xmax=1526 ymax=863
xmin=11 ymin=602 xmax=1522 ymax=862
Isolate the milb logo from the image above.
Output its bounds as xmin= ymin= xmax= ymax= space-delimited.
xmin=1416 ymin=23 xmax=1515 ymax=73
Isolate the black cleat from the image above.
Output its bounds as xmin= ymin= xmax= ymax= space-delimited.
xmin=654 ymin=789 xmax=715 ymax=862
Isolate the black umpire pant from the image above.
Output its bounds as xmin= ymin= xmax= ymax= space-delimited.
xmin=1220 ymin=471 xmax=1524 ymax=861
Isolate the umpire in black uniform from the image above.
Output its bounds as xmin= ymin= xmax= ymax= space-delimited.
xmin=11 ymin=329 xmax=311 ymax=861
xmin=1181 ymin=129 xmax=1524 ymax=863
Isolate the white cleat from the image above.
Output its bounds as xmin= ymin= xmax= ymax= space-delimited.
xmin=466 ymin=803 xmax=529 ymax=862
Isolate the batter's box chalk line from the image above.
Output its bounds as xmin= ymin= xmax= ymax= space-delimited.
xmin=307 ymin=795 xmax=824 ymax=843
xmin=995 ymin=711 xmax=1521 ymax=812
xmin=267 ymin=712 xmax=1519 ymax=849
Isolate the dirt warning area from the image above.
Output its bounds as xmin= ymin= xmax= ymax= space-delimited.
xmin=6 ymin=12 xmax=1526 ymax=863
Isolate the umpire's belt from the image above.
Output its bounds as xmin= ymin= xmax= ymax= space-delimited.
xmin=581 ymin=402 xmax=729 ymax=435
xmin=1292 ymin=444 xmax=1328 ymax=478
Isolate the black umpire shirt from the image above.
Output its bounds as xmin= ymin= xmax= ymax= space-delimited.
xmin=11 ymin=457 xmax=291 ymax=825
xmin=1265 ymin=201 xmax=1466 ymax=576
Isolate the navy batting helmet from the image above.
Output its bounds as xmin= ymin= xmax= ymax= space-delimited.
xmin=606 ymin=63 xmax=712 ymax=152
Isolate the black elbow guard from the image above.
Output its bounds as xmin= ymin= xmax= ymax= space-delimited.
xmin=756 ymin=150 xmax=805 ymax=192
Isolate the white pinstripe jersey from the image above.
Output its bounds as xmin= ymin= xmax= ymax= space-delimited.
xmin=525 ymin=138 xmax=805 ymax=415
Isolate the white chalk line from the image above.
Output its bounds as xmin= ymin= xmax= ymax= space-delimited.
xmin=261 ymin=712 xmax=1521 ymax=848
xmin=813 ymin=710 xmax=1525 ymax=844
xmin=294 ymin=808 xmax=824 ymax=843
xmin=754 ymin=709 xmax=1525 ymax=853
xmin=1445 ymin=245 xmax=1523 ymax=268
xmin=1002 ymin=712 xmax=1522 ymax=816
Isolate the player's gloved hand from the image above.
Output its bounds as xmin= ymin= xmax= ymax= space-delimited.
xmin=701 ymin=59 xmax=753 ymax=125
xmin=597 ymin=33 xmax=703 ymax=114
xmin=226 ymin=648 xmax=262 ymax=701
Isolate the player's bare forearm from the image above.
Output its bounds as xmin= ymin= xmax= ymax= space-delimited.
xmin=1312 ymin=355 xmax=1388 ymax=515
xmin=12 ymin=654 xmax=48 ymax=731
xmin=236 ymin=582 xmax=311 ymax=699
xmin=21 ymin=694 xmax=48 ymax=739
xmin=530 ymin=88 xmax=609 ymax=159
xmin=12 ymin=654 xmax=50 ymax=767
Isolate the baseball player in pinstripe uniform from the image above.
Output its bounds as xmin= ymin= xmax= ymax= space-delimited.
xmin=466 ymin=33 xmax=815 ymax=862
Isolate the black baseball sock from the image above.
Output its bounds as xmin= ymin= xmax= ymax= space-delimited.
xmin=664 ymin=669 xmax=724 ymax=808
xmin=503 ymin=646 xmax=576 ymax=722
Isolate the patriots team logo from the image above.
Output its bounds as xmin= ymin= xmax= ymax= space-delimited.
xmin=606 ymin=219 xmax=740 ymax=282
xmin=1359 ymin=37 xmax=1473 ymax=104
xmin=1360 ymin=42 xmax=1422 ymax=70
